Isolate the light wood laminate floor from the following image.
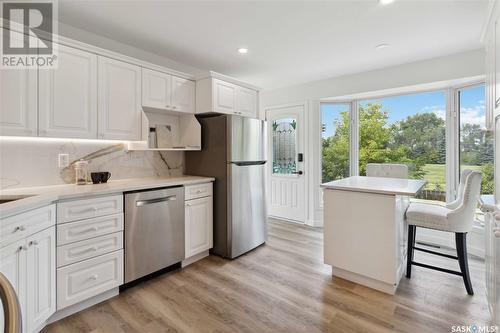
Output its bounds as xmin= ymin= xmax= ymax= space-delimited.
xmin=45 ymin=219 xmax=490 ymax=333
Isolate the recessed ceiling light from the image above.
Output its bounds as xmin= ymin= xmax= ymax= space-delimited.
xmin=237 ymin=48 xmax=248 ymax=54
xmin=375 ymin=43 xmax=389 ymax=49
xmin=379 ymin=0 xmax=395 ymax=4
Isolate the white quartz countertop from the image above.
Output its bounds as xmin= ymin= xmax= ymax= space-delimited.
xmin=0 ymin=176 xmax=215 ymax=218
xmin=321 ymin=176 xmax=426 ymax=196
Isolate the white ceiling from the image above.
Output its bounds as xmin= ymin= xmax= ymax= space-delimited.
xmin=58 ymin=0 xmax=489 ymax=90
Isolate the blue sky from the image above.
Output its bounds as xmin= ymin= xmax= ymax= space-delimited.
xmin=321 ymin=85 xmax=485 ymax=138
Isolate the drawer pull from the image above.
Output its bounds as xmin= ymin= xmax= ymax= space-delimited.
xmin=71 ymin=226 xmax=99 ymax=235
xmin=72 ymin=247 xmax=98 ymax=256
xmin=13 ymin=226 xmax=25 ymax=232
xmin=18 ymin=245 xmax=27 ymax=252
xmin=89 ymin=274 xmax=98 ymax=280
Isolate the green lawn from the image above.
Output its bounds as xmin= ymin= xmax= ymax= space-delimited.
xmin=421 ymin=164 xmax=481 ymax=190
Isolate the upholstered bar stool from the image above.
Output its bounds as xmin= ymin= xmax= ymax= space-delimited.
xmin=366 ymin=163 xmax=409 ymax=179
xmin=405 ymin=170 xmax=482 ymax=295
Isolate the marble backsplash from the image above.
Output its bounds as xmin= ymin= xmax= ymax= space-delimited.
xmin=0 ymin=139 xmax=184 ymax=190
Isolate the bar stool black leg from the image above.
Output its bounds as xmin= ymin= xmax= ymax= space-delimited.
xmin=406 ymin=225 xmax=416 ymax=278
xmin=455 ymin=232 xmax=473 ymax=295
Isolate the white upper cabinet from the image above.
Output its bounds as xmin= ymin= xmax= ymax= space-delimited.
xmin=142 ymin=68 xmax=195 ymax=114
xmin=142 ymin=68 xmax=171 ymax=110
xmin=213 ymin=79 xmax=237 ymax=114
xmin=98 ymin=56 xmax=142 ymax=140
xmin=0 ymin=68 xmax=37 ymax=136
xmin=39 ymin=45 xmax=98 ymax=139
xmin=171 ymin=76 xmax=195 ymax=113
xmin=196 ymin=75 xmax=259 ymax=118
xmin=0 ymin=29 xmax=37 ymax=137
xmin=236 ymin=86 xmax=258 ymax=118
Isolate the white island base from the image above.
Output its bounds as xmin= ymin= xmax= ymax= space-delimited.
xmin=322 ymin=177 xmax=425 ymax=295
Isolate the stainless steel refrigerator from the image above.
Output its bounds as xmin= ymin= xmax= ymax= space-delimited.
xmin=185 ymin=114 xmax=267 ymax=259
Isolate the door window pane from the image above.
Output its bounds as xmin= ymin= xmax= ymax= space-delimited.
xmin=272 ymin=118 xmax=297 ymax=174
xmin=459 ymin=84 xmax=492 ymax=195
xmin=358 ymin=91 xmax=447 ymax=202
xmin=321 ymin=103 xmax=350 ymax=182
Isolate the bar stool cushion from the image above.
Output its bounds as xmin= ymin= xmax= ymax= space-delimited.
xmin=406 ymin=203 xmax=451 ymax=231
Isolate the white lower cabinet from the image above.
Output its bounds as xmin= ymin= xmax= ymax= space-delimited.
xmin=55 ymin=194 xmax=124 ymax=315
xmin=57 ymin=250 xmax=123 ymax=309
xmin=26 ymin=227 xmax=56 ymax=333
xmin=0 ymin=220 xmax=56 ymax=333
xmin=185 ymin=183 xmax=213 ymax=259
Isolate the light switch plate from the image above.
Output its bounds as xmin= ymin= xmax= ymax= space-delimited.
xmin=58 ymin=154 xmax=69 ymax=168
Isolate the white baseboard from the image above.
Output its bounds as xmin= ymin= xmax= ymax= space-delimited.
xmin=47 ymin=288 xmax=119 ymax=324
xmin=182 ymin=250 xmax=209 ymax=267
xmin=306 ymin=219 xmax=323 ymax=227
xmin=331 ymin=266 xmax=397 ymax=295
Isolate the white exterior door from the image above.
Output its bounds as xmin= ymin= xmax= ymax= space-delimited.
xmin=27 ymin=227 xmax=56 ymax=332
xmin=98 ymin=56 xmax=142 ymax=141
xmin=39 ymin=44 xmax=98 ymax=139
xmin=266 ymin=104 xmax=306 ymax=223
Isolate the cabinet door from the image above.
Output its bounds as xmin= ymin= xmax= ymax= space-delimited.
xmin=495 ymin=19 xmax=500 ymax=109
xmin=39 ymin=44 xmax=98 ymax=139
xmin=185 ymin=196 xmax=213 ymax=258
xmin=142 ymin=68 xmax=171 ymax=110
xmin=213 ymin=79 xmax=236 ymax=114
xmin=0 ymin=29 xmax=37 ymax=137
xmin=236 ymin=87 xmax=257 ymax=118
xmin=171 ymin=76 xmax=195 ymax=113
xmin=98 ymin=56 xmax=142 ymax=140
xmin=26 ymin=227 xmax=56 ymax=332
xmin=0 ymin=240 xmax=27 ymax=332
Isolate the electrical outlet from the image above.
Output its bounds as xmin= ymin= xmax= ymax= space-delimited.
xmin=58 ymin=154 xmax=69 ymax=168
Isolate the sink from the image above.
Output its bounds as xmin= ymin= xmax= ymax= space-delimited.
xmin=0 ymin=195 xmax=36 ymax=204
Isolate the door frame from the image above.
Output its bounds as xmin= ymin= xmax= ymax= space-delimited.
xmin=265 ymin=102 xmax=309 ymax=224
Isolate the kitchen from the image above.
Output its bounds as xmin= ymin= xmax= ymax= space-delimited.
xmin=0 ymin=1 xmax=498 ymax=332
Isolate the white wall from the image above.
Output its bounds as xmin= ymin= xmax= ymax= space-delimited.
xmin=57 ymin=22 xmax=203 ymax=76
xmin=261 ymin=49 xmax=485 ymax=227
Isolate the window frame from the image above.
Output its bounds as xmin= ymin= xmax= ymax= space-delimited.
xmin=319 ymin=81 xmax=485 ymax=203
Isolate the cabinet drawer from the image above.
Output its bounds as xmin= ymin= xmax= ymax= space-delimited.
xmin=57 ymin=194 xmax=123 ymax=224
xmin=57 ymin=232 xmax=123 ymax=267
xmin=0 ymin=204 xmax=55 ymax=248
xmin=57 ymin=250 xmax=123 ymax=309
xmin=185 ymin=183 xmax=212 ymax=200
xmin=57 ymin=213 xmax=123 ymax=246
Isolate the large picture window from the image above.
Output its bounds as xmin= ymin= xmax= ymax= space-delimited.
xmin=459 ymin=85 xmax=493 ymax=195
xmin=358 ymin=91 xmax=447 ymax=201
xmin=321 ymin=103 xmax=350 ymax=183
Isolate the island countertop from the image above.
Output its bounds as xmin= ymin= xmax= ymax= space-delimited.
xmin=321 ymin=176 xmax=426 ymax=196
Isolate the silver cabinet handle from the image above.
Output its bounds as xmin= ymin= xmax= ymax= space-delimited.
xmin=136 ymin=195 xmax=177 ymax=207
xmin=13 ymin=226 xmax=25 ymax=233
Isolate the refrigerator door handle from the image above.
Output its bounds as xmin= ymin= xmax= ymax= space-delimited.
xmin=231 ymin=161 xmax=267 ymax=166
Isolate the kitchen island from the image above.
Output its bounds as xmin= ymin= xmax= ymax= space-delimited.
xmin=321 ymin=176 xmax=426 ymax=294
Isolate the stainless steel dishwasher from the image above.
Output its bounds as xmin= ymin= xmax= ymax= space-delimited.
xmin=124 ymin=186 xmax=184 ymax=283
